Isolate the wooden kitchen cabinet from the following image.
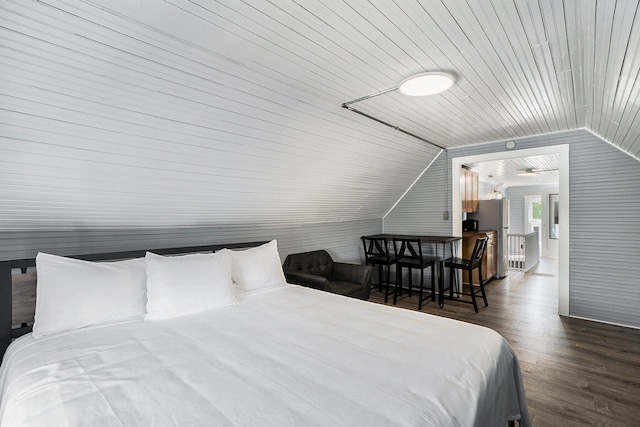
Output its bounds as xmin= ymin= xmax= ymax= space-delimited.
xmin=461 ymin=167 xmax=479 ymax=213
xmin=461 ymin=230 xmax=497 ymax=285
xmin=484 ymin=231 xmax=497 ymax=279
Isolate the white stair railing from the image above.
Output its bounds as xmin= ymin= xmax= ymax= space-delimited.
xmin=507 ymin=231 xmax=539 ymax=272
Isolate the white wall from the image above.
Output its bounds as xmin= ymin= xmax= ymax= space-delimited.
xmin=478 ymin=180 xmax=498 ymax=200
xmin=385 ymin=129 xmax=640 ymax=329
xmin=0 ymin=1 xmax=440 ymax=232
xmin=505 ymin=185 xmax=559 ymax=259
xmin=0 ymin=219 xmax=382 ymax=265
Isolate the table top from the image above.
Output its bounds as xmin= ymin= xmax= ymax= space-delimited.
xmin=363 ymin=234 xmax=462 ymax=244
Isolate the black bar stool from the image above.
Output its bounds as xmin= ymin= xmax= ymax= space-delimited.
xmin=392 ymin=238 xmax=439 ymax=310
xmin=361 ymin=236 xmax=397 ymax=302
xmin=443 ymin=237 xmax=488 ymax=312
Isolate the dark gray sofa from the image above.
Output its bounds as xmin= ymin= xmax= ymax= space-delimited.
xmin=282 ymin=250 xmax=372 ymax=300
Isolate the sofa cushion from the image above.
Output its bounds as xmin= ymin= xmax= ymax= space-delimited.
xmin=329 ymin=280 xmax=364 ymax=297
xmin=297 ymin=263 xmax=332 ymax=280
xmin=282 ymin=249 xmax=372 ymax=300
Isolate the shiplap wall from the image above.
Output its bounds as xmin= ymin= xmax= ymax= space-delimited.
xmin=505 ymin=184 xmax=559 ymax=234
xmin=383 ymin=152 xmax=452 ymax=235
xmin=505 ymin=184 xmax=560 ymax=260
xmin=386 ymin=129 xmax=640 ymax=328
xmin=3 ymin=1 xmax=640 ymax=325
xmin=1 ymin=0 xmax=442 ymax=265
xmin=0 ymin=218 xmax=382 ymax=265
xmin=382 ymin=153 xmax=454 ymax=289
xmin=0 ymin=0 xmax=441 ymax=232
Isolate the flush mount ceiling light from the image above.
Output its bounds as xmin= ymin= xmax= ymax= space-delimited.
xmin=517 ymin=168 xmax=540 ymax=176
xmin=398 ymin=72 xmax=455 ymax=96
xmin=341 ymin=70 xmax=457 ymax=149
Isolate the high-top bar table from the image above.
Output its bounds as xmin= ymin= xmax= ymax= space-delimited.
xmin=362 ymin=234 xmax=462 ymax=307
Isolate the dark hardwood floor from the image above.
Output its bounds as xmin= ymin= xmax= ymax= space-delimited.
xmin=368 ymin=259 xmax=640 ymax=427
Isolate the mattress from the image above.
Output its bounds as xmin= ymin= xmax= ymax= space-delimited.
xmin=0 ymin=284 xmax=530 ymax=426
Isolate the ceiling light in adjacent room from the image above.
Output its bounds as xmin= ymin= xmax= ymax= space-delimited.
xmin=517 ymin=168 xmax=540 ymax=176
xmin=398 ymin=72 xmax=455 ymax=96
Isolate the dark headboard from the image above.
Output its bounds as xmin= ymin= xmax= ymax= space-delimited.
xmin=0 ymin=241 xmax=269 ymax=358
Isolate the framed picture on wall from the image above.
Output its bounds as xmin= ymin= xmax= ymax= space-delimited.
xmin=549 ymin=193 xmax=559 ymax=239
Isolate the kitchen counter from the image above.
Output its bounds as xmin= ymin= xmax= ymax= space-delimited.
xmin=462 ymin=230 xmax=496 ymax=237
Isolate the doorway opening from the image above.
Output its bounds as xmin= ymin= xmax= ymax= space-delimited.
xmin=525 ymin=195 xmax=542 ymax=252
xmin=451 ymin=144 xmax=569 ymax=316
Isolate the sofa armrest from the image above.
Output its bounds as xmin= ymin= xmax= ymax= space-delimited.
xmin=333 ymin=263 xmax=372 ymax=285
xmin=284 ymin=271 xmax=331 ymax=291
xmin=333 ymin=263 xmax=373 ymax=299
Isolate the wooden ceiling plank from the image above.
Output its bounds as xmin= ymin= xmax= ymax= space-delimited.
xmin=575 ymin=0 xmax=597 ymax=127
xmin=560 ymin=0 xmax=584 ymax=128
xmin=405 ymin=1 xmax=553 ymax=141
xmin=348 ymin=1 xmax=516 ymax=145
xmin=596 ymin=0 xmax=638 ymax=136
xmin=589 ymin=1 xmax=617 ymax=133
xmin=470 ymin=0 xmax=554 ymax=134
xmin=514 ymin=0 xmax=571 ymax=131
xmin=380 ymin=0 xmax=535 ymax=143
xmin=540 ymin=0 xmax=580 ymax=129
xmin=436 ymin=1 xmax=541 ymax=134
xmin=607 ymin=8 xmax=640 ymax=145
xmin=206 ymin=0 xmax=401 ymax=95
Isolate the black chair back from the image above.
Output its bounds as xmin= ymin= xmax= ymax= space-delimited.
xmin=392 ymin=238 xmax=423 ymax=262
xmin=391 ymin=237 xmax=438 ymax=309
xmin=442 ymin=236 xmax=490 ymax=312
xmin=361 ymin=236 xmax=393 ymax=264
xmin=471 ymin=237 xmax=488 ymax=266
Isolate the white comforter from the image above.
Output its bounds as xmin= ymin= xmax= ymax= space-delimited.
xmin=0 ymin=284 xmax=530 ymax=427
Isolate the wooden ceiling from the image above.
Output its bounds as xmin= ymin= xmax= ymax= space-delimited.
xmin=1 ymin=1 xmax=639 ymax=229
xmin=173 ymin=0 xmax=640 ymax=154
xmin=466 ymin=154 xmax=560 ymax=188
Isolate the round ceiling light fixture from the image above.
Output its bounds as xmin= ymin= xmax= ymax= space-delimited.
xmin=517 ymin=168 xmax=540 ymax=176
xmin=398 ymin=72 xmax=455 ymax=96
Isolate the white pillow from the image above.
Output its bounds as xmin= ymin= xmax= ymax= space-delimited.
xmin=33 ymin=253 xmax=147 ymax=338
xmin=144 ymin=250 xmax=236 ymax=322
xmin=223 ymin=240 xmax=286 ymax=291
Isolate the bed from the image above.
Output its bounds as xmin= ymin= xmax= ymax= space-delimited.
xmin=0 ymin=241 xmax=531 ymax=426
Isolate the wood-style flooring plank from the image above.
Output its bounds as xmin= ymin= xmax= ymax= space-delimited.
xmin=367 ymin=259 xmax=640 ymax=426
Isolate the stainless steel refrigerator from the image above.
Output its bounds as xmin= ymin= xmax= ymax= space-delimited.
xmin=469 ymin=199 xmax=510 ymax=278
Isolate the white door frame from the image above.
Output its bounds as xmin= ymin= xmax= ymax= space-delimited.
xmin=451 ymin=144 xmax=570 ymax=316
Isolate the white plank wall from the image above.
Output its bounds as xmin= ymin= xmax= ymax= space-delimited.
xmin=4 ymin=1 xmax=640 ymax=227
xmin=4 ymin=1 xmax=640 ymax=330
xmin=0 ymin=218 xmax=382 ymax=265
xmin=2 ymin=1 xmax=640 ymax=233
xmin=386 ymin=129 xmax=640 ymax=328
xmin=0 ymin=0 xmax=441 ymax=231
xmin=383 ymin=154 xmax=452 ymax=235
xmin=505 ymin=184 xmax=559 ymax=234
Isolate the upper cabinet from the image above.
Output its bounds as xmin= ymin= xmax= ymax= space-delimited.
xmin=461 ymin=167 xmax=479 ymax=213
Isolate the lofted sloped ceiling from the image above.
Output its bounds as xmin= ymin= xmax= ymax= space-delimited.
xmin=342 ymin=0 xmax=640 ymax=150
xmin=1 ymin=0 xmax=639 ymax=230
xmin=466 ymin=154 xmax=560 ymax=188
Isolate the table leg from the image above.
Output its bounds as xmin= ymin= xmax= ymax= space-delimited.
xmin=438 ymin=259 xmax=444 ymax=307
xmin=437 ymin=242 xmax=445 ymax=307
